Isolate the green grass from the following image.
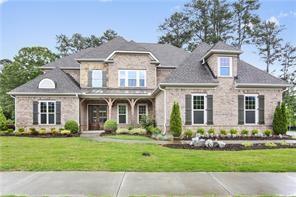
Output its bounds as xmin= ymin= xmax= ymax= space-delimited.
xmin=1 ymin=137 xmax=296 ymax=171
xmin=103 ymin=134 xmax=153 ymax=141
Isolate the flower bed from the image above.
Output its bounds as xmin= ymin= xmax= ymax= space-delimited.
xmin=180 ymin=135 xmax=292 ymax=141
xmin=163 ymin=143 xmax=296 ymax=151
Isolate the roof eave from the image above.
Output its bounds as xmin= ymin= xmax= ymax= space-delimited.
xmin=201 ymin=49 xmax=243 ymax=61
xmin=159 ymin=82 xmax=219 ymax=87
xmin=8 ymin=92 xmax=80 ymax=96
xmin=235 ymin=83 xmax=292 ymax=88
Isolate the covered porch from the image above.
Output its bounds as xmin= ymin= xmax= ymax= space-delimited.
xmin=80 ymin=95 xmax=155 ymax=131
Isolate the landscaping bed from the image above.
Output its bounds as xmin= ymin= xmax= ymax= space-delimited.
xmin=179 ymin=135 xmax=292 ymax=141
xmin=163 ymin=143 xmax=296 ymax=151
xmin=1 ymin=133 xmax=80 ymax=138
xmin=102 ymin=134 xmax=153 ymax=141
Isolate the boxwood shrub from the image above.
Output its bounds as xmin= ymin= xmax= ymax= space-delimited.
xmin=65 ymin=120 xmax=79 ymax=133
xmin=103 ymin=120 xmax=117 ymax=133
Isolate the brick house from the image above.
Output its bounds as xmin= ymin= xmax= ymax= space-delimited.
xmin=9 ymin=37 xmax=290 ymax=132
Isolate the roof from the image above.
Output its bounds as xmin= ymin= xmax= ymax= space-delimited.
xmin=236 ymin=60 xmax=288 ymax=86
xmin=9 ymin=68 xmax=81 ymax=95
xmin=163 ymin=43 xmax=218 ymax=84
xmin=211 ymin=41 xmax=241 ymax=51
xmin=43 ymin=37 xmax=189 ymax=68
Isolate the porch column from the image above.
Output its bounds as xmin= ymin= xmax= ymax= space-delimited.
xmin=148 ymin=98 xmax=155 ymax=119
xmin=127 ymin=98 xmax=140 ymax=125
xmin=104 ymin=98 xmax=115 ymax=120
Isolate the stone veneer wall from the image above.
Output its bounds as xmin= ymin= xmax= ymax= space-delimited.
xmin=207 ymin=54 xmax=238 ymax=77
xmin=161 ymin=78 xmax=283 ymax=131
xmin=80 ymin=62 xmax=108 ymax=88
xmin=156 ymin=68 xmax=174 ymax=84
xmin=15 ymin=96 xmax=79 ymax=130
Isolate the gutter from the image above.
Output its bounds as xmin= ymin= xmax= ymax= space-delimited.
xmin=235 ymin=83 xmax=292 ymax=88
xmin=159 ymin=82 xmax=218 ymax=87
xmin=158 ymin=85 xmax=167 ymax=135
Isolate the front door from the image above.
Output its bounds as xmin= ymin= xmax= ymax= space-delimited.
xmin=88 ymin=105 xmax=108 ymax=130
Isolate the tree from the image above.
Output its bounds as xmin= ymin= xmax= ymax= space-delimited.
xmin=0 ymin=106 xmax=7 ymax=131
xmin=279 ymin=43 xmax=296 ymax=86
xmin=232 ymin=0 xmax=260 ymax=48
xmin=252 ymin=21 xmax=283 ymax=73
xmin=56 ymin=29 xmax=118 ymax=56
xmin=158 ymin=12 xmax=191 ymax=48
xmin=273 ymin=103 xmax=288 ymax=135
xmin=169 ymin=101 xmax=182 ymax=137
xmin=0 ymin=47 xmax=57 ymax=119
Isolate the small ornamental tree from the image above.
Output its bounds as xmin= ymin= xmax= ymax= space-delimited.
xmin=169 ymin=101 xmax=182 ymax=137
xmin=273 ymin=103 xmax=288 ymax=135
xmin=0 ymin=106 xmax=7 ymax=131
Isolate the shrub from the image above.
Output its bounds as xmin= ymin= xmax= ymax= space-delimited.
xmin=154 ymin=133 xmax=174 ymax=141
xmin=169 ymin=102 xmax=182 ymax=137
xmin=103 ymin=119 xmax=117 ymax=133
xmin=6 ymin=129 xmax=14 ymax=134
xmin=265 ymin=142 xmax=277 ymax=147
xmin=0 ymin=106 xmax=7 ymax=131
xmin=14 ymin=131 xmax=22 ymax=136
xmin=130 ymin=128 xmax=147 ymax=135
xmin=51 ymin=128 xmax=59 ymax=135
xmin=230 ymin=128 xmax=238 ymax=135
xmin=242 ymin=142 xmax=253 ymax=147
xmin=139 ymin=115 xmax=155 ymax=130
xmin=146 ymin=125 xmax=154 ymax=134
xmin=183 ymin=129 xmax=193 ymax=138
xmin=38 ymin=128 xmax=46 ymax=135
xmin=264 ymin=129 xmax=272 ymax=137
xmin=18 ymin=128 xmax=25 ymax=133
xmin=207 ymin=128 xmax=215 ymax=135
xmin=197 ymin=128 xmax=205 ymax=135
xmin=220 ymin=129 xmax=227 ymax=135
xmin=28 ymin=128 xmax=38 ymax=135
xmin=61 ymin=130 xmax=71 ymax=135
xmin=280 ymin=141 xmax=289 ymax=146
xmin=241 ymin=129 xmax=249 ymax=136
xmin=273 ymin=103 xmax=288 ymax=135
xmin=58 ymin=128 xmax=64 ymax=131
xmin=116 ymin=128 xmax=129 ymax=134
xmin=65 ymin=120 xmax=79 ymax=133
xmin=150 ymin=127 xmax=161 ymax=135
xmin=251 ymin=129 xmax=259 ymax=135
xmin=6 ymin=119 xmax=15 ymax=130
xmin=127 ymin=125 xmax=133 ymax=130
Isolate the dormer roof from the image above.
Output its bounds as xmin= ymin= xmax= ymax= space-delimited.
xmin=201 ymin=41 xmax=243 ymax=60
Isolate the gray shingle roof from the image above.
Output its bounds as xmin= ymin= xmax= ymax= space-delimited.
xmin=237 ymin=60 xmax=288 ymax=85
xmin=43 ymin=37 xmax=190 ymax=68
xmin=164 ymin=43 xmax=218 ymax=84
xmin=210 ymin=41 xmax=241 ymax=51
xmin=9 ymin=68 xmax=81 ymax=94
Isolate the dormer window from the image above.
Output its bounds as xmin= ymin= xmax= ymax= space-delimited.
xmin=218 ymin=57 xmax=232 ymax=77
xmin=38 ymin=78 xmax=55 ymax=89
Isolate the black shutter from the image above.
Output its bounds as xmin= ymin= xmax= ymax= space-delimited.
xmin=258 ymin=95 xmax=264 ymax=124
xmin=88 ymin=70 xmax=92 ymax=87
xmin=33 ymin=101 xmax=38 ymax=125
xmin=238 ymin=95 xmax=244 ymax=124
xmin=102 ymin=70 xmax=107 ymax=87
xmin=56 ymin=101 xmax=61 ymax=125
xmin=185 ymin=95 xmax=192 ymax=125
xmin=207 ymin=95 xmax=213 ymax=125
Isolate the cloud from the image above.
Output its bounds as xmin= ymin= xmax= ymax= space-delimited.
xmin=267 ymin=16 xmax=280 ymax=26
xmin=278 ymin=11 xmax=296 ymax=18
xmin=0 ymin=0 xmax=8 ymax=5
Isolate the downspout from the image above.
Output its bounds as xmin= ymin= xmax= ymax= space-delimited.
xmin=158 ymin=85 xmax=167 ymax=134
xmin=10 ymin=95 xmax=16 ymax=129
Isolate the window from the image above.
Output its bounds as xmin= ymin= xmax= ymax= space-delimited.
xmin=92 ymin=70 xmax=102 ymax=88
xmin=38 ymin=78 xmax=55 ymax=89
xmin=118 ymin=70 xmax=146 ymax=87
xmin=138 ymin=104 xmax=148 ymax=123
xmin=117 ymin=104 xmax=128 ymax=124
xmin=245 ymin=95 xmax=258 ymax=124
xmin=218 ymin=57 xmax=232 ymax=77
xmin=39 ymin=101 xmax=55 ymax=125
xmin=192 ymin=94 xmax=207 ymax=124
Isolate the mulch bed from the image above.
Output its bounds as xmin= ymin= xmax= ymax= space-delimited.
xmin=163 ymin=143 xmax=296 ymax=151
xmin=179 ymin=135 xmax=292 ymax=141
xmin=0 ymin=133 xmax=80 ymax=138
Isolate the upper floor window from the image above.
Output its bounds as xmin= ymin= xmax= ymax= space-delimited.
xmin=92 ymin=70 xmax=102 ymax=88
xmin=119 ymin=70 xmax=146 ymax=87
xmin=218 ymin=57 xmax=232 ymax=77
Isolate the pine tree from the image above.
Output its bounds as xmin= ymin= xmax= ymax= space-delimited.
xmin=273 ymin=103 xmax=288 ymax=135
xmin=281 ymin=102 xmax=288 ymax=133
xmin=252 ymin=21 xmax=283 ymax=73
xmin=170 ymin=102 xmax=182 ymax=137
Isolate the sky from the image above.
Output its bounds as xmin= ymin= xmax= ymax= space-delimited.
xmin=1 ymin=0 xmax=296 ymax=75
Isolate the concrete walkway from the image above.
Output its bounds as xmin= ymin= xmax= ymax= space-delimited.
xmin=1 ymin=172 xmax=296 ymax=196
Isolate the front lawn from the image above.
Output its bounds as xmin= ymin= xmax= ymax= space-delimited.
xmin=1 ymin=137 xmax=296 ymax=171
xmin=103 ymin=134 xmax=153 ymax=141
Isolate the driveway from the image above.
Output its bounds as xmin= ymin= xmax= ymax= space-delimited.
xmin=1 ymin=172 xmax=296 ymax=196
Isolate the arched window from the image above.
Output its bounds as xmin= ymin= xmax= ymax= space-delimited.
xmin=38 ymin=78 xmax=55 ymax=89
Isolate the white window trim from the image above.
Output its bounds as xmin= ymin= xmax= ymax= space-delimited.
xmin=137 ymin=103 xmax=148 ymax=124
xmin=117 ymin=103 xmax=128 ymax=124
xmin=38 ymin=100 xmax=56 ymax=125
xmin=244 ymin=94 xmax=258 ymax=125
xmin=218 ymin=57 xmax=232 ymax=77
xmin=92 ymin=69 xmax=103 ymax=88
xmin=38 ymin=78 xmax=55 ymax=89
xmin=118 ymin=70 xmax=146 ymax=87
xmin=191 ymin=94 xmax=207 ymax=125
